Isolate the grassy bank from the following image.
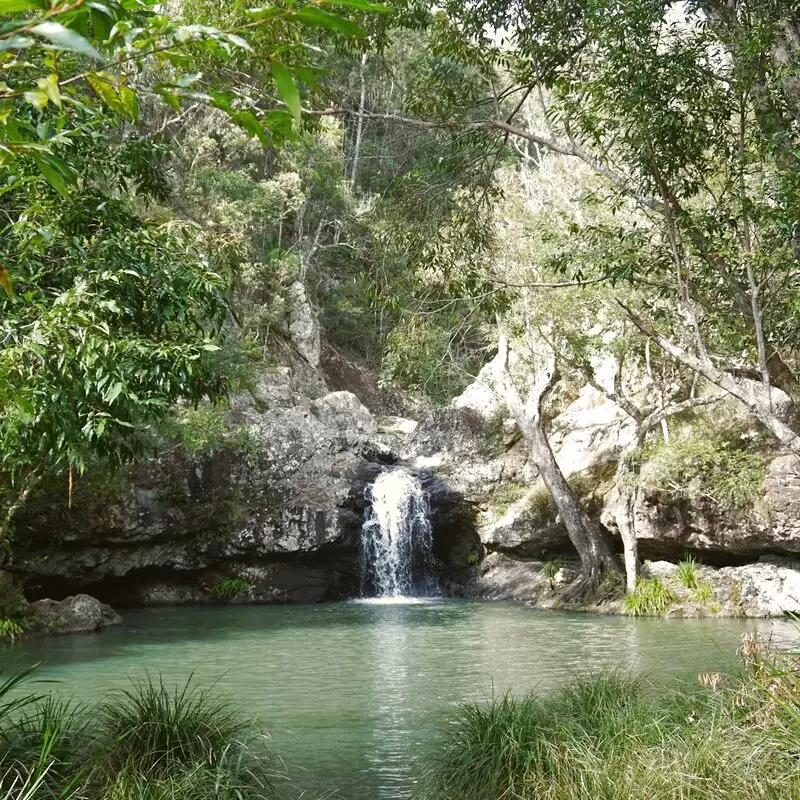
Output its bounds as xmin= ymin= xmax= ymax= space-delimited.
xmin=419 ymin=634 xmax=800 ymax=799
xmin=0 ymin=671 xmax=282 ymax=800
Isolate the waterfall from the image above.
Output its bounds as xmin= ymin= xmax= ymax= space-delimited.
xmin=361 ymin=468 xmax=437 ymax=598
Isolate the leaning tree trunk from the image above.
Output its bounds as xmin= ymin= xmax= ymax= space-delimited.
xmin=496 ymin=342 xmax=621 ymax=598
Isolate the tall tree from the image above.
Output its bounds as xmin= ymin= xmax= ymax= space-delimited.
xmin=336 ymin=0 xmax=800 ymax=452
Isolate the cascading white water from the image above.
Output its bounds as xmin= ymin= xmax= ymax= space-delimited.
xmin=361 ymin=468 xmax=436 ymax=598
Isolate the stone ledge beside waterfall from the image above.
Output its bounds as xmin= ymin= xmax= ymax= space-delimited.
xmin=467 ymin=553 xmax=800 ymax=618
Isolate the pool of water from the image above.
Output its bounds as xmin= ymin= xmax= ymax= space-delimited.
xmin=6 ymin=601 xmax=800 ymax=799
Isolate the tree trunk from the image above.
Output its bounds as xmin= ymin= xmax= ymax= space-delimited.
xmin=349 ymin=53 xmax=368 ymax=189
xmin=496 ymin=341 xmax=621 ymax=597
xmin=613 ymin=457 xmax=640 ymax=595
xmin=0 ymin=470 xmax=41 ymax=564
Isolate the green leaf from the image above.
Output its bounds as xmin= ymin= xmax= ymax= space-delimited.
xmin=225 ymin=33 xmax=251 ymax=51
xmin=293 ymin=7 xmax=365 ymax=36
xmin=32 ymin=152 xmax=74 ymax=195
xmin=0 ymin=35 xmax=35 ymax=51
xmin=327 ymin=0 xmax=388 ymax=10
xmin=155 ymin=86 xmax=181 ymax=111
xmin=233 ymin=109 xmax=270 ymax=146
xmin=23 ymin=89 xmax=49 ymax=110
xmin=86 ymin=71 xmax=122 ymax=114
xmin=89 ymin=7 xmax=113 ymax=42
xmin=118 ymin=84 xmax=139 ymax=121
xmin=176 ymin=72 xmax=202 ymax=88
xmin=271 ymin=61 xmax=301 ymax=126
xmin=13 ymin=395 xmax=34 ymax=416
xmin=32 ymin=22 xmax=104 ymax=61
xmin=38 ymin=73 xmax=61 ymax=108
xmin=247 ymin=6 xmax=285 ymax=19
xmin=105 ymin=381 xmax=123 ymax=403
xmin=0 ymin=0 xmax=44 ymax=11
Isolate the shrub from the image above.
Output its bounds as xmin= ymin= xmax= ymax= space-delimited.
xmin=639 ymin=423 xmax=766 ymax=515
xmin=0 ymin=668 xmax=277 ymax=800
xmin=419 ymin=663 xmax=800 ymax=800
xmin=0 ymin=619 xmax=24 ymax=642
xmin=95 ymin=677 xmax=247 ymax=778
xmin=622 ymin=577 xmax=676 ymax=617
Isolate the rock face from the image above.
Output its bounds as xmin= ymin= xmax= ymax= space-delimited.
xmin=14 ymin=381 xmax=394 ymax=605
xmin=285 ymin=281 xmax=321 ymax=368
xmin=609 ymin=454 xmax=800 ymax=562
xmin=405 ymin=359 xmax=800 ymax=616
xmin=28 ymin=594 xmax=122 ymax=634
xmin=13 ymin=364 xmax=473 ymax=607
xmin=404 ymin=371 xmax=629 ymax=561
xmin=11 ymin=318 xmax=800 ymax=619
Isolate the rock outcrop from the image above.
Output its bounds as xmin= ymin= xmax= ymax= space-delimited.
xmin=611 ymin=454 xmax=800 ymax=561
xmin=11 ymin=317 xmax=800 ymax=620
xmin=13 ymin=372 xmax=398 ymax=605
xmin=12 ymin=364 xmax=474 ymax=608
xmin=28 ymin=594 xmax=122 ymax=634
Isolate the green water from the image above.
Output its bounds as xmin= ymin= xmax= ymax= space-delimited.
xmin=7 ymin=600 xmax=799 ymax=799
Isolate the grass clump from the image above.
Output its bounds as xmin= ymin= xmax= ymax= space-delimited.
xmin=0 ymin=670 xmax=277 ymax=800
xmin=488 ymin=482 xmax=527 ymax=516
xmin=692 ymin=582 xmax=715 ymax=605
xmin=677 ymin=556 xmax=700 ymax=589
xmin=622 ymin=577 xmax=676 ymax=616
xmin=0 ymin=618 xmax=24 ymax=642
xmin=208 ymin=578 xmax=251 ymax=601
xmin=95 ymin=678 xmax=247 ymax=778
xmin=540 ymin=558 xmax=564 ymax=581
xmin=419 ymin=645 xmax=800 ymax=800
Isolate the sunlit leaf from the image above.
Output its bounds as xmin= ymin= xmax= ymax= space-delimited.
xmin=23 ymin=89 xmax=48 ymax=110
xmin=272 ymin=61 xmax=301 ymax=126
xmin=293 ymin=7 xmax=365 ymax=37
xmin=38 ymin=73 xmax=61 ymax=108
xmin=32 ymin=22 xmax=104 ymax=61
xmin=118 ymin=84 xmax=139 ymax=121
xmin=0 ymin=0 xmax=44 ymax=11
xmin=0 ymin=265 xmax=12 ymax=298
xmin=328 ymin=0 xmax=389 ymax=10
xmin=105 ymin=381 xmax=123 ymax=403
xmin=247 ymin=6 xmax=285 ymax=19
xmin=0 ymin=34 xmax=35 ymax=51
xmin=87 ymin=71 xmax=122 ymax=114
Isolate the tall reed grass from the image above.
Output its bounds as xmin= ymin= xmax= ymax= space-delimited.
xmin=419 ymin=641 xmax=800 ymax=800
xmin=0 ymin=670 xmax=278 ymax=800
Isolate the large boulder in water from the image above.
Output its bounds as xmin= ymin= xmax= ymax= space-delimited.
xmin=28 ymin=594 xmax=122 ymax=634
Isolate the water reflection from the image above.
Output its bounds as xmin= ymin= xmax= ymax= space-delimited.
xmin=7 ymin=602 xmax=800 ymax=800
